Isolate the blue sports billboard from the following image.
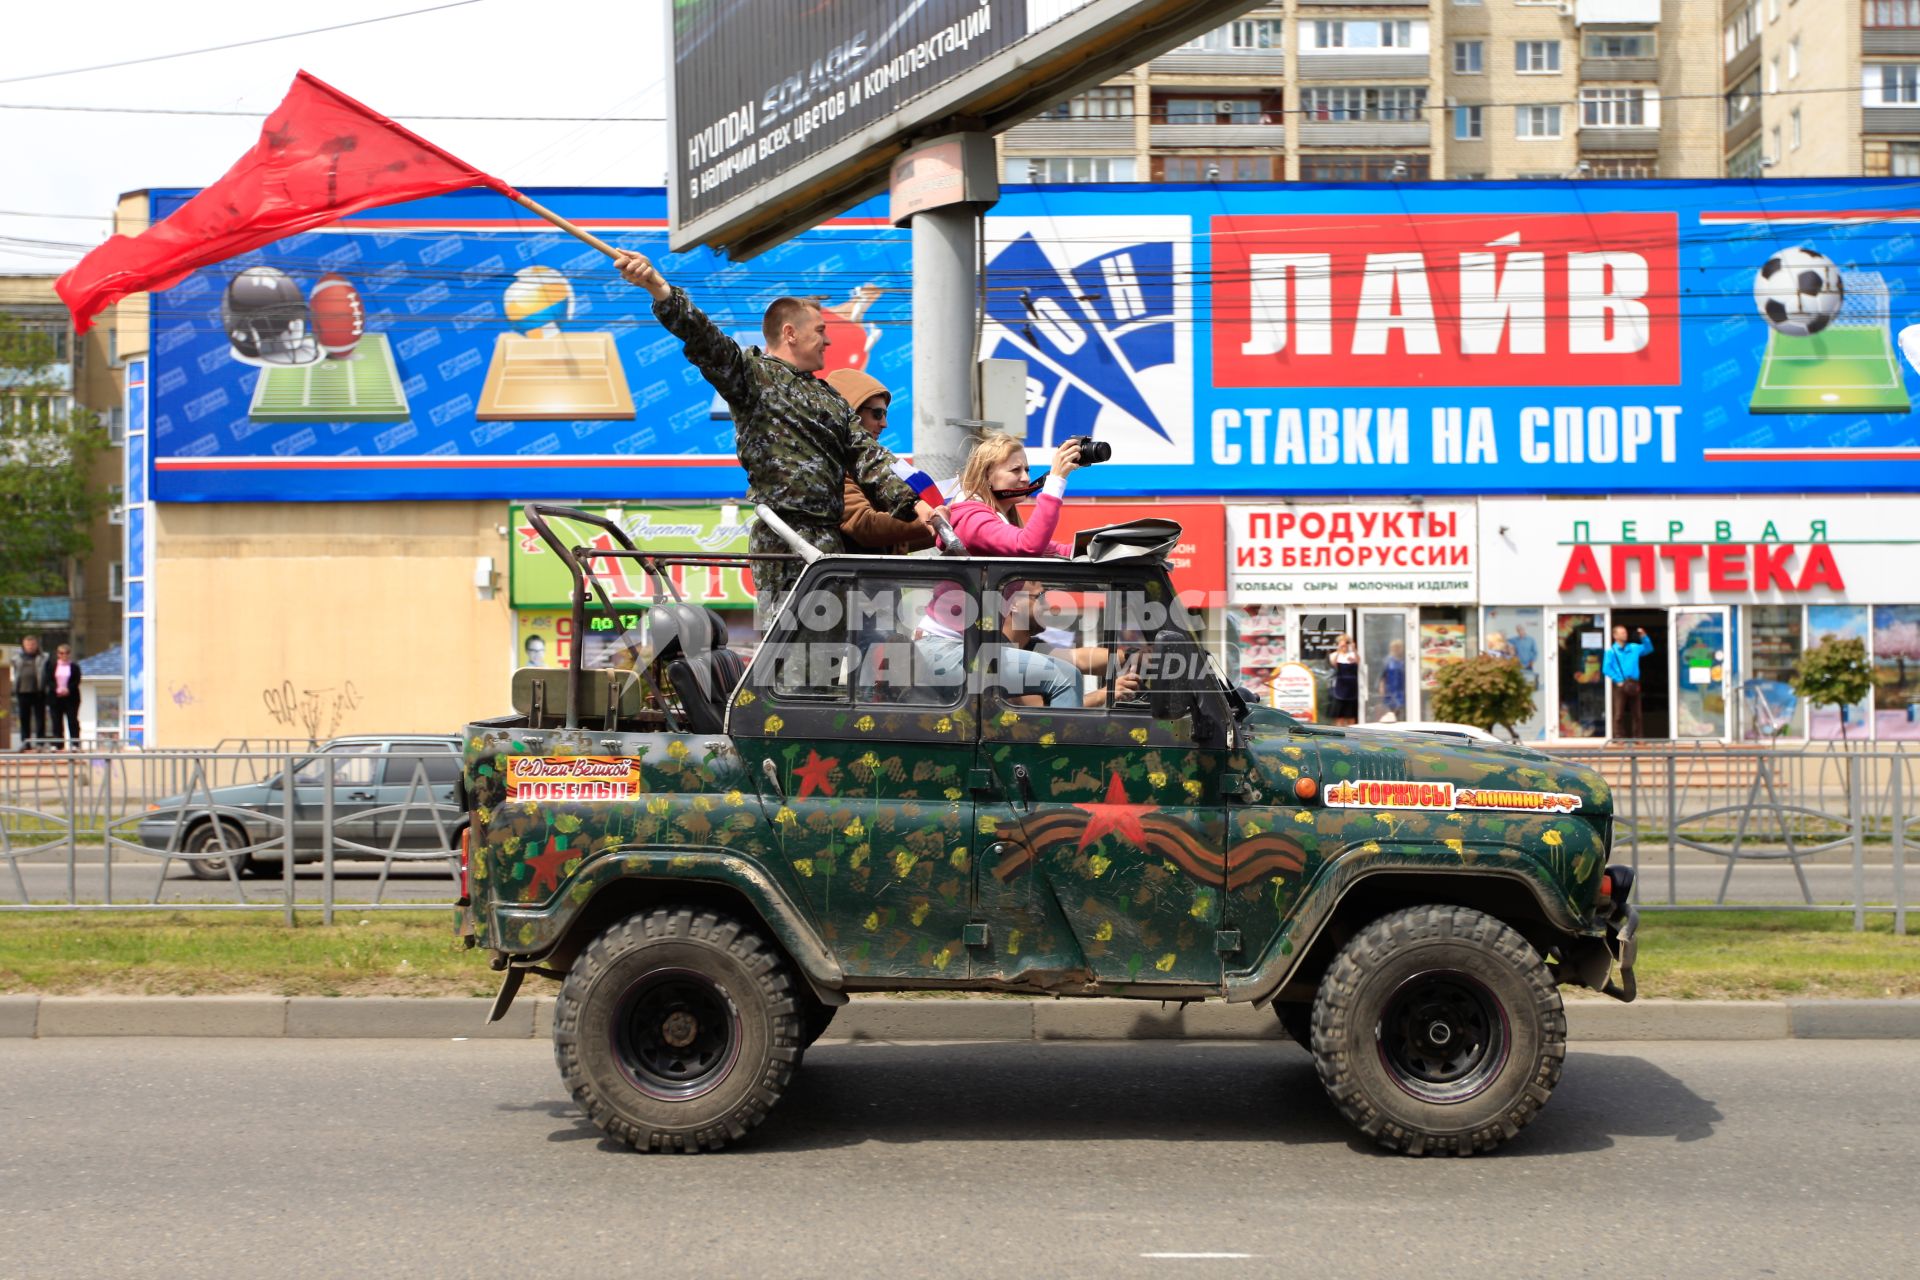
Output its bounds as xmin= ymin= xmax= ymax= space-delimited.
xmin=144 ymin=180 xmax=1920 ymax=502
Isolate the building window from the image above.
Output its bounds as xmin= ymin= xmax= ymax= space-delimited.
xmin=1788 ymin=38 xmax=1799 ymax=79
xmin=1229 ymin=18 xmax=1282 ymax=49
xmin=108 ymin=486 xmax=125 ymax=525
xmin=1160 ymin=95 xmax=1274 ymax=125
xmin=1868 ymin=64 xmax=1920 ymax=105
xmin=1516 ymin=104 xmax=1563 ymax=138
xmin=108 ymin=562 xmax=125 ymax=603
xmin=1727 ymin=70 xmax=1761 ymax=125
xmin=1893 ymin=142 xmax=1920 ymax=175
xmin=1868 ymin=1 xmax=1920 ymax=27
xmin=1302 ymin=86 xmax=1427 ymax=122
xmin=104 ymin=407 xmax=125 ymax=445
xmin=1580 ymin=87 xmax=1654 ymax=128
xmin=1515 ymin=172 xmax=1563 ymax=181
xmin=1515 ymin=41 xmax=1561 ymax=74
xmin=1791 ymin=108 xmax=1803 ymax=150
xmin=1724 ymin=3 xmax=1759 ymax=61
xmin=1180 ymin=18 xmax=1283 ymax=51
xmin=1586 ymin=157 xmax=1659 ymax=178
xmin=1771 ymin=124 xmax=1784 ymax=162
xmin=1584 ymin=32 xmax=1656 ymax=59
xmin=1768 ymin=56 xmax=1780 ymax=94
xmin=1006 ymin=156 xmax=1138 ymax=183
xmin=1728 ymin=137 xmax=1765 ymax=178
xmin=1298 ymin=155 xmax=1431 ymax=182
xmin=1039 ymin=87 xmax=1132 ymax=120
xmin=1453 ymin=40 xmax=1483 ymax=73
xmin=1308 ymin=20 xmax=1421 ymax=51
xmin=1453 ymin=105 xmax=1485 ymax=140
xmin=1155 ymin=155 xmax=1277 ymax=182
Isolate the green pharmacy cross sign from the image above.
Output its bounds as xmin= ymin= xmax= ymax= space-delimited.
xmin=508 ymin=504 xmax=757 ymax=610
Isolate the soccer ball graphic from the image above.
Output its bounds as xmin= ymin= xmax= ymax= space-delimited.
xmin=1754 ymin=247 xmax=1844 ymax=337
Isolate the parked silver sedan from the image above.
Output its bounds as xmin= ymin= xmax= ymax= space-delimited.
xmin=135 ymin=735 xmax=464 ymax=879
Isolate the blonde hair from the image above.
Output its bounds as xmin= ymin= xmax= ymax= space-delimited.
xmin=958 ymin=433 xmax=1028 ymax=524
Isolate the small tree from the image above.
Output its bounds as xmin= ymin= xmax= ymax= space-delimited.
xmin=0 ymin=314 xmax=103 ymax=642
xmin=1430 ymin=656 xmax=1535 ymax=741
xmin=1792 ymin=635 xmax=1873 ymax=741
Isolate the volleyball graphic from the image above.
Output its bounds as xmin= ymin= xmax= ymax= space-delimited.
xmin=503 ymin=265 xmax=574 ymax=334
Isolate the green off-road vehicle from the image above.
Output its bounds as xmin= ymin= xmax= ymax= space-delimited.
xmin=458 ymin=504 xmax=1637 ymax=1156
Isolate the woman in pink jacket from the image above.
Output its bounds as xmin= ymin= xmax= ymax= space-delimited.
xmin=918 ymin=436 xmax=1134 ymax=707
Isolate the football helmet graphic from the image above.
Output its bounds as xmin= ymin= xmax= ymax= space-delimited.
xmin=223 ymin=266 xmax=322 ymax=366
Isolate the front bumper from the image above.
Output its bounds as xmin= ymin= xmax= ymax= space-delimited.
xmin=1601 ymin=903 xmax=1639 ymax=1003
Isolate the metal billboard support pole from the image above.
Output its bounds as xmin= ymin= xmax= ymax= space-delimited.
xmin=900 ymin=131 xmax=998 ymax=486
xmin=910 ymin=202 xmax=981 ymax=484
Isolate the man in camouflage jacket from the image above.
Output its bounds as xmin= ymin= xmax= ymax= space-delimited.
xmin=616 ymin=250 xmax=934 ymax=621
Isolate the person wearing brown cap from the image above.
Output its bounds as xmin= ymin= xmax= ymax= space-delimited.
xmin=826 ymin=368 xmax=935 ymax=553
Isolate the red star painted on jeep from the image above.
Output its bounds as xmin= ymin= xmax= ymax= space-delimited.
xmin=792 ymin=750 xmax=839 ymax=800
xmin=1075 ymin=770 xmax=1159 ymax=850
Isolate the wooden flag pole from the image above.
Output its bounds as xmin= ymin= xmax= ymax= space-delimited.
xmin=506 ymin=190 xmax=621 ymax=259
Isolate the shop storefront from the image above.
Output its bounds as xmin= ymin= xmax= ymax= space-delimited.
xmin=510 ymin=504 xmax=757 ymax=669
xmin=1227 ymin=502 xmax=1477 ymax=723
xmin=1481 ymin=498 xmax=1920 ymax=742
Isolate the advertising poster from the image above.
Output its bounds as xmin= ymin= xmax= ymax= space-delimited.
xmin=143 ymin=181 xmax=1920 ymax=503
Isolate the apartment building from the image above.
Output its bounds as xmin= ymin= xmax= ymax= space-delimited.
xmin=999 ymin=0 xmax=1722 ymax=184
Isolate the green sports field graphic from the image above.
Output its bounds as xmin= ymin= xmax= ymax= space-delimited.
xmin=246 ymin=333 xmax=410 ymax=423
xmin=1748 ymin=270 xmax=1909 ymax=414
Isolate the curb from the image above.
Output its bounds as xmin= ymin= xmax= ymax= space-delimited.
xmin=2 ymin=995 xmax=1917 ymax=1040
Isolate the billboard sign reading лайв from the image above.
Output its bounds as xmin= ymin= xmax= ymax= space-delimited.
xmin=142 ymin=180 xmax=1920 ymax=503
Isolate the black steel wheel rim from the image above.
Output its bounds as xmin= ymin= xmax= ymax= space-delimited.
xmin=611 ymin=967 xmax=742 ymax=1101
xmin=1376 ymin=969 xmax=1509 ymax=1104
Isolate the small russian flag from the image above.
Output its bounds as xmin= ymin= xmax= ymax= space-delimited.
xmin=890 ymin=458 xmax=945 ymax=508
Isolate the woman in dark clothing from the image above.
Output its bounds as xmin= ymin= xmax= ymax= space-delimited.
xmin=47 ymin=644 xmax=82 ymax=749
xmin=1328 ymin=632 xmax=1359 ymax=726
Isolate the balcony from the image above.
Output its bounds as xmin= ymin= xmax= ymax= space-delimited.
xmin=1864 ymin=29 xmax=1920 ymax=56
xmin=1151 ymin=123 xmax=1286 ymax=147
xmin=1864 ymin=106 xmax=1920 ymax=134
xmin=1579 ymin=126 xmax=1662 ymax=151
xmin=1297 ymin=52 xmax=1429 ymax=80
xmin=1724 ymin=105 xmax=1762 ymax=149
xmin=1150 ymin=50 xmax=1286 ymax=75
xmin=1002 ymin=119 xmax=1135 ymax=150
xmin=1296 ymin=0 xmax=1435 ymax=6
xmin=1724 ymin=39 xmax=1761 ymax=87
xmin=1577 ymin=0 xmax=1660 ymax=21
xmin=1582 ymin=58 xmax=1658 ymax=82
xmin=1297 ymin=119 xmax=1431 ymax=146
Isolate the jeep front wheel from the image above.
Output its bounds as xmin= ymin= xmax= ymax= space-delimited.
xmin=1310 ymin=905 xmax=1565 ymax=1156
xmin=554 ymin=908 xmax=801 ymax=1152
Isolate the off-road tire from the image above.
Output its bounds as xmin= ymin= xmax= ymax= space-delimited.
xmin=1272 ymin=1002 xmax=1312 ymax=1049
xmin=1310 ymin=905 xmax=1565 ymax=1156
xmin=554 ymin=908 xmax=800 ymax=1152
xmin=185 ymin=820 xmax=252 ymax=880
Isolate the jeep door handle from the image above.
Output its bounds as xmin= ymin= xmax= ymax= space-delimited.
xmin=1012 ymin=764 xmax=1034 ymax=811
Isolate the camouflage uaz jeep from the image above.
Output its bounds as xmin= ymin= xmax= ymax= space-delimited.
xmin=459 ymin=504 xmax=1637 ymax=1156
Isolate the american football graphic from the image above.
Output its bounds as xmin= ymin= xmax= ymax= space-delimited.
xmin=310 ymin=273 xmax=366 ymax=359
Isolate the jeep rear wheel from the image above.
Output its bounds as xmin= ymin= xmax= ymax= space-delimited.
xmin=554 ymin=908 xmax=800 ymax=1153
xmin=1310 ymin=905 xmax=1565 ymax=1156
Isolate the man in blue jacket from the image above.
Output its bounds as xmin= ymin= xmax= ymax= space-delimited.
xmin=1603 ymin=624 xmax=1655 ymax=739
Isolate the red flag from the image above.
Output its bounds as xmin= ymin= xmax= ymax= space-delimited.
xmin=57 ymin=71 xmax=515 ymax=332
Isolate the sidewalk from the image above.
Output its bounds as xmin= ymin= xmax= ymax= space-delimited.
xmin=3 ymin=995 xmax=1918 ymax=1040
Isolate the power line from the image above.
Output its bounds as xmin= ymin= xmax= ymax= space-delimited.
xmin=0 ymin=0 xmax=486 ymax=85
xmin=0 ymin=101 xmax=662 ymax=122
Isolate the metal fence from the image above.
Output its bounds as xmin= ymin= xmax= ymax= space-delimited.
xmin=1552 ymin=744 xmax=1910 ymax=933
xmin=0 ymin=743 xmax=1908 ymax=932
xmin=0 ymin=749 xmax=463 ymax=923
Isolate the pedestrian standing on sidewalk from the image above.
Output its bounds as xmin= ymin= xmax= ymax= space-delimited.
xmin=48 ymin=644 xmax=83 ymax=749
xmin=10 ymin=635 xmax=50 ymax=750
xmin=1604 ymin=625 xmax=1655 ymax=739
xmin=613 ymin=251 xmax=941 ymax=623
xmin=1328 ymin=633 xmax=1360 ymax=726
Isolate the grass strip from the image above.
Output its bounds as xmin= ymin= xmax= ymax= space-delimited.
xmin=0 ymin=909 xmax=1913 ymax=999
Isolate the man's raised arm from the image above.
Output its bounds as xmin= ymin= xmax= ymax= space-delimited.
xmin=616 ymin=250 xmax=756 ymax=410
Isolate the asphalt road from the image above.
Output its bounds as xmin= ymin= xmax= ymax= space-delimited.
xmin=2 ymin=1038 xmax=1915 ymax=1279
xmin=3 ymin=856 xmax=1911 ymax=907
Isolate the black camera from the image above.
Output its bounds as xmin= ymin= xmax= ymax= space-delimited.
xmin=1063 ymin=435 xmax=1112 ymax=465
